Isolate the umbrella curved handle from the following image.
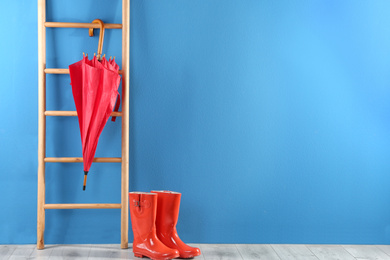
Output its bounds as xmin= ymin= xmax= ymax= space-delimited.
xmin=89 ymin=19 xmax=105 ymax=60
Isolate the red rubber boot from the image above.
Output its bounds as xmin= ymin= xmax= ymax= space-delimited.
xmin=151 ymin=191 xmax=201 ymax=259
xmin=129 ymin=192 xmax=180 ymax=260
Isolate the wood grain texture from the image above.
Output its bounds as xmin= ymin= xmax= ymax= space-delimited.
xmin=271 ymin=244 xmax=318 ymax=260
xmin=307 ymin=245 xmax=355 ymax=260
xmin=44 ymin=22 xmax=122 ymax=29
xmin=236 ymin=244 xmax=280 ymax=260
xmin=37 ymin=0 xmax=46 ymax=250
xmin=343 ymin=245 xmax=390 ymax=260
xmin=8 ymin=245 xmax=35 ymax=260
xmin=48 ymin=245 xmax=91 ymax=260
xmin=201 ymin=244 xmax=243 ymax=260
xmin=44 ymin=111 xmax=122 ymax=117
xmin=30 ymin=244 xmax=55 ymax=259
xmin=44 ymin=203 xmax=122 ymax=209
xmin=44 ymin=68 xmax=124 ymax=74
xmin=120 ymin=0 xmax=130 ymax=249
xmin=377 ymin=245 xmax=390 ymax=257
xmin=88 ymin=244 xmax=132 ymax=259
xmin=6 ymin=244 xmax=390 ymax=259
xmin=0 ymin=245 xmax=16 ymax=259
xmin=44 ymin=157 xmax=122 ymax=163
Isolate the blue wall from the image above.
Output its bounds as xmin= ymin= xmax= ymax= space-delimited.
xmin=1 ymin=0 xmax=390 ymax=244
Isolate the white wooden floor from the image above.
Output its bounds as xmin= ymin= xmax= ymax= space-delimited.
xmin=2 ymin=244 xmax=390 ymax=259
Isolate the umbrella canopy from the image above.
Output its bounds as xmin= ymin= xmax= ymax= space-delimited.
xmin=69 ymin=54 xmax=121 ymax=190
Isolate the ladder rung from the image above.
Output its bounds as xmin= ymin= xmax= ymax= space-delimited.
xmin=45 ymin=68 xmax=69 ymax=74
xmin=45 ymin=157 xmax=122 ymax=163
xmin=45 ymin=111 xmax=122 ymax=117
xmin=45 ymin=22 xmax=122 ymax=29
xmin=45 ymin=68 xmax=124 ymax=75
xmin=44 ymin=203 xmax=122 ymax=209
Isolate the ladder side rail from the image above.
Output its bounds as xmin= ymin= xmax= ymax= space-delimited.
xmin=37 ymin=0 xmax=46 ymax=250
xmin=121 ymin=0 xmax=130 ymax=249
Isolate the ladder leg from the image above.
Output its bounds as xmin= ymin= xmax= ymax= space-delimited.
xmin=37 ymin=0 xmax=46 ymax=250
xmin=121 ymin=0 xmax=130 ymax=250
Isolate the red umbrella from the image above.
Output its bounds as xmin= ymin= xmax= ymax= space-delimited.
xmin=69 ymin=54 xmax=121 ymax=190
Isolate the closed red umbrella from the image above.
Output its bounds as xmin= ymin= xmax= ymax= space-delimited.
xmin=69 ymin=54 xmax=121 ymax=190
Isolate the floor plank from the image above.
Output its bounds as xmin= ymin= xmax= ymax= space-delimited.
xmin=307 ymin=245 xmax=355 ymax=260
xmin=271 ymin=244 xmax=319 ymax=260
xmin=30 ymin=245 xmax=55 ymax=259
xmin=376 ymin=245 xmax=390 ymax=257
xmin=343 ymin=245 xmax=390 ymax=260
xmin=236 ymin=244 xmax=280 ymax=260
xmin=8 ymin=245 xmax=35 ymax=260
xmin=88 ymin=244 xmax=133 ymax=259
xmin=201 ymin=244 xmax=243 ymax=260
xmin=8 ymin=244 xmax=390 ymax=259
xmin=47 ymin=244 xmax=91 ymax=260
xmin=0 ymin=245 xmax=16 ymax=259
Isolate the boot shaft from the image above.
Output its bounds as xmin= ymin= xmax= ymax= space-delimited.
xmin=151 ymin=191 xmax=181 ymax=230
xmin=129 ymin=192 xmax=157 ymax=239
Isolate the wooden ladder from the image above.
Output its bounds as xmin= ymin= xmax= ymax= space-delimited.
xmin=37 ymin=0 xmax=130 ymax=249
